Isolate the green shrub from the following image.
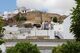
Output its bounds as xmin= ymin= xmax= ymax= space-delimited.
xmin=52 ymin=41 xmax=80 ymax=53
xmin=7 ymin=42 xmax=40 ymax=53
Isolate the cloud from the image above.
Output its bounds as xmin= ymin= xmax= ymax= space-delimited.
xmin=16 ymin=0 xmax=75 ymax=15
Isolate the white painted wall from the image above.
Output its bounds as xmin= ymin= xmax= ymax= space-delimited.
xmin=0 ymin=44 xmax=6 ymax=53
xmin=3 ymin=20 xmax=74 ymax=39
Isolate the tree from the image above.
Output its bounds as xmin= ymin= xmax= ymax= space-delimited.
xmin=14 ymin=12 xmax=26 ymax=26
xmin=0 ymin=50 xmax=2 ymax=53
xmin=52 ymin=17 xmax=57 ymax=23
xmin=0 ymin=16 xmax=5 ymax=53
xmin=70 ymin=0 xmax=80 ymax=41
xmin=0 ymin=16 xmax=4 ymax=34
xmin=14 ymin=12 xmax=26 ymax=22
xmin=52 ymin=41 xmax=80 ymax=53
xmin=7 ymin=42 xmax=40 ymax=53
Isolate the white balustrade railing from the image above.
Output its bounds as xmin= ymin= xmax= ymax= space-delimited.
xmin=3 ymin=28 xmax=63 ymax=39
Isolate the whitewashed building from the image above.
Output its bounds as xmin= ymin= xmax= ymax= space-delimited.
xmin=0 ymin=8 xmax=74 ymax=53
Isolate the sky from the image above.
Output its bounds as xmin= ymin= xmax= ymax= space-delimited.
xmin=0 ymin=0 xmax=16 ymax=13
xmin=17 ymin=0 xmax=76 ymax=15
xmin=0 ymin=0 xmax=76 ymax=15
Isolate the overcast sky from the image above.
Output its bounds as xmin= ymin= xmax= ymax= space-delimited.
xmin=17 ymin=0 xmax=76 ymax=15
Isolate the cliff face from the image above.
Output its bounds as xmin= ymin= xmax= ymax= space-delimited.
xmin=25 ymin=11 xmax=67 ymax=24
xmin=5 ymin=10 xmax=67 ymax=25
